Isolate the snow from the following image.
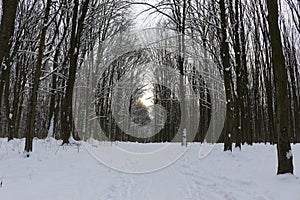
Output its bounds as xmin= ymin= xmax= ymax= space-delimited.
xmin=0 ymin=0 xmax=2 ymax=24
xmin=47 ymin=117 xmax=54 ymax=138
xmin=287 ymin=150 xmax=293 ymax=159
xmin=0 ymin=138 xmax=299 ymax=200
xmin=225 ymin=67 xmax=231 ymax=72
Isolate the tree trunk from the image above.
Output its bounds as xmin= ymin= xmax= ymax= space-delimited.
xmin=267 ymin=0 xmax=294 ymax=174
xmin=0 ymin=0 xmax=19 ymax=113
xmin=0 ymin=0 xmax=18 ymax=65
xmin=24 ymin=0 xmax=51 ymax=154
xmin=61 ymin=0 xmax=90 ymax=144
xmin=233 ymin=0 xmax=242 ymax=149
xmin=220 ymin=0 xmax=233 ymax=151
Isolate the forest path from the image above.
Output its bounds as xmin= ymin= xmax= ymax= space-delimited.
xmin=0 ymin=139 xmax=299 ymax=200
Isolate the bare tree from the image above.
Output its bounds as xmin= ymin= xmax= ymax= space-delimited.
xmin=267 ymin=0 xmax=294 ymax=174
xmin=0 ymin=0 xmax=19 ymax=65
xmin=219 ymin=0 xmax=233 ymax=151
xmin=60 ymin=0 xmax=90 ymax=144
xmin=24 ymin=0 xmax=52 ymax=154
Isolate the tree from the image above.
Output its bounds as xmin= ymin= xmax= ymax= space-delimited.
xmin=24 ymin=0 xmax=52 ymax=154
xmin=61 ymin=0 xmax=90 ymax=144
xmin=219 ymin=0 xmax=233 ymax=151
xmin=267 ymin=0 xmax=294 ymax=174
xmin=0 ymin=0 xmax=19 ymax=65
xmin=0 ymin=0 xmax=19 ymax=114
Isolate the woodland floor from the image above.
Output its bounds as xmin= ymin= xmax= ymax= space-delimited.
xmin=0 ymin=138 xmax=299 ymax=200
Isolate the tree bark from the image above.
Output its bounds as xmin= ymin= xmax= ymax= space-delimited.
xmin=0 ymin=0 xmax=18 ymax=65
xmin=61 ymin=0 xmax=90 ymax=144
xmin=233 ymin=0 xmax=242 ymax=149
xmin=267 ymin=0 xmax=294 ymax=174
xmin=0 ymin=0 xmax=19 ymax=113
xmin=24 ymin=0 xmax=52 ymax=154
xmin=220 ymin=0 xmax=233 ymax=151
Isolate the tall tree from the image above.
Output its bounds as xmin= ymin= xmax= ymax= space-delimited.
xmin=0 ymin=0 xmax=19 ymax=65
xmin=267 ymin=0 xmax=294 ymax=174
xmin=0 ymin=0 xmax=19 ymax=111
xmin=61 ymin=0 xmax=90 ymax=144
xmin=24 ymin=0 xmax=52 ymax=154
xmin=220 ymin=0 xmax=233 ymax=151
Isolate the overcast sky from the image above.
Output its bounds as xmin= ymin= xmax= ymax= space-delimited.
xmin=131 ymin=0 xmax=163 ymax=29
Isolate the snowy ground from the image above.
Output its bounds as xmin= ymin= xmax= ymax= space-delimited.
xmin=0 ymin=138 xmax=299 ymax=200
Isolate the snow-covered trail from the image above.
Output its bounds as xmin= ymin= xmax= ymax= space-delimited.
xmin=0 ymin=139 xmax=299 ymax=200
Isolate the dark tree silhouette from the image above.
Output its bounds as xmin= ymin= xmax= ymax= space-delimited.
xmin=267 ymin=0 xmax=294 ymax=174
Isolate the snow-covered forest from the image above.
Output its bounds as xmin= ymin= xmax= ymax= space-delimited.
xmin=0 ymin=0 xmax=299 ymax=199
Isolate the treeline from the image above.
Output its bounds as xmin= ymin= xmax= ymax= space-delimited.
xmin=0 ymin=0 xmax=131 ymax=152
xmin=0 ymin=0 xmax=299 ymax=159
